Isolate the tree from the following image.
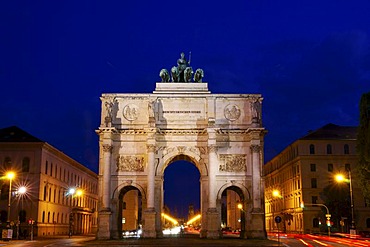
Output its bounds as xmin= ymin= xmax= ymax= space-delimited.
xmin=357 ymin=92 xmax=370 ymax=199
xmin=320 ymin=183 xmax=351 ymax=229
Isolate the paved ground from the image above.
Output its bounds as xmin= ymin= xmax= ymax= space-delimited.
xmin=83 ymin=235 xmax=280 ymax=247
xmin=1 ymin=235 xmax=280 ymax=247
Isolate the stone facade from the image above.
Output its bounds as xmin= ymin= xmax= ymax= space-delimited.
xmin=0 ymin=126 xmax=98 ymax=237
xmin=264 ymin=124 xmax=370 ymax=234
xmin=96 ymin=82 xmax=266 ymax=239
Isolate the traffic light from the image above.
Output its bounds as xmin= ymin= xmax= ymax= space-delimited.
xmin=326 ymin=220 xmax=331 ymax=227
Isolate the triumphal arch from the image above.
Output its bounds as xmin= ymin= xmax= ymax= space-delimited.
xmin=96 ymin=54 xmax=266 ymax=239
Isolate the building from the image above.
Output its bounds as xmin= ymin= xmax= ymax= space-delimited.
xmin=0 ymin=126 xmax=98 ymax=238
xmin=264 ymin=123 xmax=370 ymax=234
xmin=96 ymin=54 xmax=266 ymax=239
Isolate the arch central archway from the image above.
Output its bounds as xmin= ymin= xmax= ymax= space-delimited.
xmin=163 ymin=159 xmax=200 ymax=232
xmin=96 ymin=82 xmax=266 ymax=240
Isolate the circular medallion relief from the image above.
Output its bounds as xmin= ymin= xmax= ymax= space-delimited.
xmin=224 ymin=104 xmax=241 ymax=121
xmin=123 ymin=104 xmax=139 ymax=121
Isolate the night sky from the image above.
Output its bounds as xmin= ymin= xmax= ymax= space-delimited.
xmin=1 ymin=1 xmax=370 ymax=218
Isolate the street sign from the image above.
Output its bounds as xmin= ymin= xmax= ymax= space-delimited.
xmin=275 ymin=216 xmax=282 ymax=223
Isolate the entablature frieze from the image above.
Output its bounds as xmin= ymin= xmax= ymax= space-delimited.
xmin=157 ymin=129 xmax=207 ymax=135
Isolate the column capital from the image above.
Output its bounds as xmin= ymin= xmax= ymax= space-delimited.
xmin=208 ymin=145 xmax=218 ymax=153
xmin=102 ymin=144 xmax=113 ymax=153
xmin=147 ymin=144 xmax=156 ymax=152
xmin=250 ymin=145 xmax=261 ymax=153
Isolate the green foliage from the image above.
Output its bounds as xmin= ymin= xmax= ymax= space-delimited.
xmin=320 ymin=183 xmax=351 ymax=227
xmin=357 ymin=92 xmax=370 ymax=199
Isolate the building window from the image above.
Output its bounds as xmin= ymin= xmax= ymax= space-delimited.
xmin=1 ymin=184 xmax=9 ymax=200
xmin=312 ymin=196 xmax=318 ymax=204
xmin=328 ymin=163 xmax=333 ymax=172
xmin=43 ymin=186 xmax=47 ymax=201
xmin=311 ymin=178 xmax=317 ymax=188
xmin=45 ymin=161 xmax=48 ymax=174
xmin=309 ymin=144 xmax=315 ymax=154
xmin=345 ymin=164 xmax=351 ymax=171
xmin=42 ymin=211 xmax=45 ymax=223
xmin=344 ymin=144 xmax=349 ymax=154
xmin=310 ymin=164 xmax=316 ymax=172
xmin=327 ymin=144 xmax=332 ymax=154
xmin=313 ymin=218 xmax=320 ymax=228
xmin=3 ymin=157 xmax=12 ymax=170
xmin=22 ymin=157 xmax=30 ymax=172
xmin=367 ymin=218 xmax=370 ymax=228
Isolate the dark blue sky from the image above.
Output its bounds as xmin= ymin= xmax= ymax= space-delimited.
xmin=1 ymin=1 xmax=370 ymax=216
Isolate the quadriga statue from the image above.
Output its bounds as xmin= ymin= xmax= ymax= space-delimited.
xmin=159 ymin=52 xmax=204 ymax=83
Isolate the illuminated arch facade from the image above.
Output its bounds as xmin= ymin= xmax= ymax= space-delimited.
xmin=96 ymin=82 xmax=266 ymax=239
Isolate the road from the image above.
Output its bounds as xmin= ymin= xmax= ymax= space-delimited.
xmin=270 ymin=233 xmax=370 ymax=247
xmin=0 ymin=234 xmax=369 ymax=247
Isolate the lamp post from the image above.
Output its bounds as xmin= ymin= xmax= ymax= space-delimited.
xmin=3 ymin=171 xmax=15 ymax=241
xmin=16 ymin=186 xmax=27 ymax=239
xmin=237 ymin=202 xmax=245 ymax=238
xmin=272 ymin=189 xmax=286 ymax=233
xmin=6 ymin=172 xmax=15 ymax=225
xmin=67 ymin=188 xmax=83 ymax=238
xmin=335 ymin=171 xmax=355 ymax=234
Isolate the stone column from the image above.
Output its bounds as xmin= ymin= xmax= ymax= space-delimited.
xmin=147 ymin=144 xmax=156 ymax=209
xmin=208 ymin=145 xmax=217 ymax=209
xmin=102 ymin=144 xmax=113 ymax=210
xmin=97 ymin=144 xmax=113 ymax=240
xmin=206 ymin=127 xmax=220 ymax=239
xmin=143 ymin=144 xmax=157 ymax=238
xmin=246 ymin=144 xmax=267 ymax=239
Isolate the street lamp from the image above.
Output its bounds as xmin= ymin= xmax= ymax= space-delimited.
xmin=272 ymin=189 xmax=286 ymax=233
xmin=67 ymin=187 xmax=83 ymax=237
xmin=16 ymin=186 xmax=27 ymax=239
xmin=2 ymin=171 xmax=16 ymax=241
xmin=335 ymin=170 xmax=355 ymax=233
xmin=6 ymin=172 xmax=15 ymax=225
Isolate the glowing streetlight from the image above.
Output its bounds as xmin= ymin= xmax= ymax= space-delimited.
xmin=272 ymin=190 xmax=281 ymax=198
xmin=6 ymin=171 xmax=15 ymax=225
xmin=335 ymin=171 xmax=355 ymax=232
xmin=67 ymin=187 xmax=83 ymax=237
xmin=272 ymin=189 xmax=286 ymax=233
xmin=18 ymin=186 xmax=27 ymax=195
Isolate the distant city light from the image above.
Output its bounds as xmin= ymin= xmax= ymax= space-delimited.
xmin=186 ymin=214 xmax=201 ymax=225
xmin=161 ymin=213 xmax=178 ymax=225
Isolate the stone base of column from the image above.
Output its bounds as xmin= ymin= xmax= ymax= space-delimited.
xmin=206 ymin=208 xmax=221 ymax=239
xmin=97 ymin=209 xmax=111 ymax=240
xmin=142 ymin=208 xmax=157 ymax=238
xmin=246 ymin=210 xmax=267 ymax=239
